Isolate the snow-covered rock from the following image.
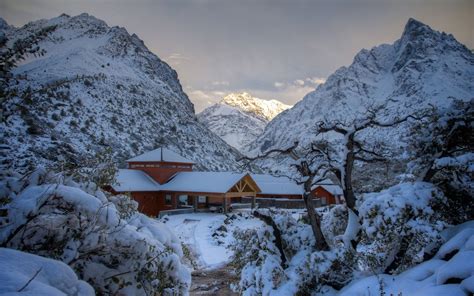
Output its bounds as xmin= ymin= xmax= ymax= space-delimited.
xmin=0 ymin=248 xmax=95 ymax=296
xmin=0 ymin=14 xmax=242 ymax=173
xmin=248 ymin=18 xmax=474 ymax=174
xmin=198 ymin=92 xmax=291 ymax=151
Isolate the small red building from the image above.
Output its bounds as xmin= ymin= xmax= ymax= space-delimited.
xmin=311 ymin=182 xmax=344 ymax=205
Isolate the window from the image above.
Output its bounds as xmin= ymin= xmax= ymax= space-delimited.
xmin=165 ymin=194 xmax=172 ymax=205
xmin=178 ymin=195 xmax=188 ymax=205
xmin=198 ymin=196 xmax=206 ymax=203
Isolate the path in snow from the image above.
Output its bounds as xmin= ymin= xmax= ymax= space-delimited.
xmin=190 ymin=266 xmax=239 ymax=296
xmin=162 ymin=212 xmax=264 ymax=294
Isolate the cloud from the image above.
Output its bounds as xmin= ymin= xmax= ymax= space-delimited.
xmin=306 ymin=77 xmax=326 ymax=85
xmin=274 ymin=82 xmax=285 ymax=88
xmin=166 ymin=53 xmax=190 ymax=66
xmin=211 ymin=81 xmax=230 ymax=86
xmin=294 ymin=79 xmax=305 ymax=86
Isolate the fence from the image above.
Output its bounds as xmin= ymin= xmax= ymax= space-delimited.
xmin=241 ymin=197 xmax=324 ymax=209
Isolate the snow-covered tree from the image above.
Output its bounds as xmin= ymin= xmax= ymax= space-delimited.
xmin=408 ymin=99 xmax=474 ymax=224
xmin=0 ymin=168 xmax=191 ymax=295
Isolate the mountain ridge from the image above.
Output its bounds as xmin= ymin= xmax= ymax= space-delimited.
xmin=248 ymin=18 xmax=474 ymax=176
xmin=0 ymin=13 xmax=244 ymax=172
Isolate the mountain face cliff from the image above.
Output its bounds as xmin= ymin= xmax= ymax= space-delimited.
xmin=248 ymin=19 xmax=474 ymax=176
xmin=0 ymin=14 xmax=243 ymax=172
xmin=197 ymin=92 xmax=291 ymax=151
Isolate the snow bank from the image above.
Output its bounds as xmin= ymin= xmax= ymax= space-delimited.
xmin=0 ymin=247 xmax=94 ymax=295
xmin=339 ymin=220 xmax=474 ymax=296
xmin=0 ymin=171 xmax=191 ymax=295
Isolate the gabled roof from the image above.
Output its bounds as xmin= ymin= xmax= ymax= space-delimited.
xmin=113 ymin=169 xmax=160 ymax=192
xmin=160 ymin=172 xmax=259 ymax=194
xmin=127 ymin=148 xmax=194 ymax=164
xmin=251 ymin=174 xmax=303 ymax=195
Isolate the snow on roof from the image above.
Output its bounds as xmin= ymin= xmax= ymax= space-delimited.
xmin=127 ymin=148 xmax=194 ymax=164
xmin=160 ymin=172 xmax=251 ymax=194
xmin=251 ymin=174 xmax=303 ymax=195
xmin=113 ymin=170 xmax=303 ymax=195
xmin=312 ymin=180 xmax=343 ymax=196
xmin=113 ymin=169 xmax=160 ymax=192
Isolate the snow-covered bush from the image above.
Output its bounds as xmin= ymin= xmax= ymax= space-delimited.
xmin=0 ymin=169 xmax=190 ymax=295
xmin=264 ymin=209 xmax=315 ymax=257
xmin=320 ymin=205 xmax=349 ymax=248
xmin=338 ymin=220 xmax=474 ymax=296
xmin=408 ymin=99 xmax=474 ymax=224
xmin=231 ymin=209 xmax=356 ymax=295
xmin=357 ymin=182 xmax=448 ymax=274
xmin=431 ymin=153 xmax=474 ymax=224
xmin=108 ymin=192 xmax=138 ymax=220
xmin=231 ymin=226 xmax=287 ymax=295
xmin=0 ymin=247 xmax=95 ymax=295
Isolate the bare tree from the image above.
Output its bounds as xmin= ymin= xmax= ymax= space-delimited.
xmin=241 ymin=142 xmax=330 ymax=250
xmin=241 ymin=104 xmax=428 ymax=251
xmin=313 ymin=106 xmax=429 ymax=211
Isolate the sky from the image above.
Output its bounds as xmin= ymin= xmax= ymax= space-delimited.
xmin=1 ymin=0 xmax=472 ymax=112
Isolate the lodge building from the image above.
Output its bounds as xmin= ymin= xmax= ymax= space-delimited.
xmin=111 ymin=148 xmax=343 ymax=216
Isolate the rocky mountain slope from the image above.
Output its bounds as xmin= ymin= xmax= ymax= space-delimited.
xmin=198 ymin=92 xmax=290 ymax=151
xmin=248 ymin=18 xmax=474 ymax=175
xmin=0 ymin=13 xmax=244 ymax=172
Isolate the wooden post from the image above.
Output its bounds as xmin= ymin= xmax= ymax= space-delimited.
xmin=193 ymin=195 xmax=198 ymax=212
xmin=223 ymin=196 xmax=228 ymax=214
xmin=251 ymin=193 xmax=256 ymax=209
xmin=171 ymin=194 xmax=178 ymax=209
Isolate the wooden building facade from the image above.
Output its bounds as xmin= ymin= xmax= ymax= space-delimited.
xmin=111 ymin=148 xmax=343 ymax=217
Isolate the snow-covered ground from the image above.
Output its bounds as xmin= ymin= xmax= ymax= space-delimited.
xmin=162 ymin=211 xmax=265 ymax=269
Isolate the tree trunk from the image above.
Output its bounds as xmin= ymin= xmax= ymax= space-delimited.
xmin=303 ymin=179 xmax=329 ymax=251
xmin=344 ymin=133 xmax=357 ymax=211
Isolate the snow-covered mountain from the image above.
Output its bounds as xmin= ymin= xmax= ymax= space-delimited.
xmin=198 ymin=92 xmax=291 ymax=151
xmin=248 ymin=18 xmax=474 ymax=172
xmin=0 ymin=14 xmax=244 ymax=172
xmin=218 ymin=92 xmax=291 ymax=121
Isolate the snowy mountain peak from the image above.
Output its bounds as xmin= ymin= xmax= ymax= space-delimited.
xmin=402 ymin=18 xmax=428 ymax=35
xmin=198 ymin=92 xmax=291 ymax=152
xmin=220 ymin=92 xmax=291 ymax=121
xmin=249 ymin=18 xmax=474 ymax=177
xmin=0 ymin=17 xmax=8 ymax=28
